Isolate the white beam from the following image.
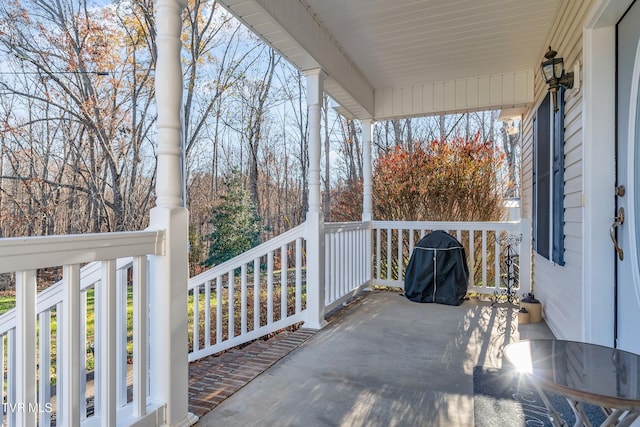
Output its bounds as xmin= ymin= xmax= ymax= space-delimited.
xmin=374 ymin=70 xmax=534 ymax=120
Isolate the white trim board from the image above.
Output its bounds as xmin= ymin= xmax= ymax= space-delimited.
xmin=581 ymin=0 xmax=634 ymax=347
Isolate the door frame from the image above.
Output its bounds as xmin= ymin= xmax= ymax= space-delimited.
xmin=582 ymin=0 xmax=635 ymax=347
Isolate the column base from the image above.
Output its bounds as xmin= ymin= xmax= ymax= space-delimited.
xmin=162 ymin=412 xmax=199 ymax=427
xmin=302 ymin=318 xmax=328 ymax=330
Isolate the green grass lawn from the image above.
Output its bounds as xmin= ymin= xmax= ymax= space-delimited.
xmin=0 ymin=295 xmax=15 ymax=314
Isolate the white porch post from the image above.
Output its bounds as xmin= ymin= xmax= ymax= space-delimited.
xmin=149 ymin=0 xmax=196 ymax=426
xmin=518 ymin=218 xmax=532 ymax=296
xmin=304 ymin=69 xmax=327 ymax=330
xmin=361 ymin=119 xmax=374 ymax=289
xmin=361 ymin=119 xmax=373 ymax=222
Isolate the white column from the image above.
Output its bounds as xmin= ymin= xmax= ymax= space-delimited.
xmin=307 ymin=69 xmax=323 ymax=215
xmin=149 ymin=0 xmax=196 ymax=426
xmin=360 ymin=119 xmax=374 ymax=289
xmin=361 ymin=119 xmax=373 ymax=222
xmin=304 ymin=69 xmax=327 ymax=330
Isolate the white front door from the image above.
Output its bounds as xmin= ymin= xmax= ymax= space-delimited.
xmin=615 ymin=0 xmax=640 ymax=355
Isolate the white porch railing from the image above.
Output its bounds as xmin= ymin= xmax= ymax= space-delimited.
xmin=0 ymin=231 xmax=165 ymax=427
xmin=371 ymin=220 xmax=531 ymax=296
xmin=187 ymin=223 xmax=308 ymax=362
xmin=0 ymin=218 xmax=532 ymax=425
xmin=186 ymin=218 xmax=532 ymax=363
xmin=324 ymin=222 xmax=371 ymax=312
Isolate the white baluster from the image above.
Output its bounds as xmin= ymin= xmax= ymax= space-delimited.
xmin=99 ymin=260 xmax=116 ymax=426
xmin=7 ymin=329 xmax=16 ymax=427
xmin=495 ymin=231 xmax=501 ymax=291
xmin=253 ymin=259 xmax=260 ymax=330
xmin=116 ymin=265 xmax=128 ymax=407
xmin=216 ymin=277 xmax=222 ymax=343
xmin=386 ymin=229 xmax=392 ymax=281
xmin=482 ymin=231 xmax=487 ymax=290
xmin=61 ymin=264 xmax=81 ymax=426
xmin=267 ymin=252 xmax=274 ymax=324
xmin=397 ymin=229 xmax=403 ymax=282
xmin=204 ymin=280 xmax=211 ymax=348
xmin=241 ymin=264 xmax=248 ymax=334
xmin=281 ymin=245 xmax=288 ymax=320
xmin=80 ymin=289 xmax=87 ymax=420
xmin=376 ymin=228 xmax=381 ymax=280
xmin=469 ymin=232 xmax=475 ymax=287
xmin=228 ymin=270 xmax=235 ymax=338
xmin=0 ymin=333 xmax=5 ymax=427
xmin=132 ymin=256 xmax=148 ymax=417
xmin=295 ymin=239 xmax=302 ymax=313
xmin=55 ymin=303 xmax=63 ymax=420
xmin=38 ymin=311 xmax=52 ymax=426
xmin=193 ymin=285 xmax=200 ymax=352
xmin=16 ymin=270 xmax=37 ymax=427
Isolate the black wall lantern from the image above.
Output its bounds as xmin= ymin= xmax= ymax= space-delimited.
xmin=541 ymin=46 xmax=574 ymax=112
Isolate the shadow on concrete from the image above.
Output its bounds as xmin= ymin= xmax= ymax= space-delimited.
xmin=195 ymin=290 xmax=553 ymax=427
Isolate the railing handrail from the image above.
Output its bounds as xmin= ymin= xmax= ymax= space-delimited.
xmin=188 ymin=222 xmax=307 ymax=288
xmin=325 ymin=221 xmax=370 ymax=232
xmin=372 ymin=219 xmax=522 ymax=231
xmin=0 ymin=229 xmax=165 ymax=274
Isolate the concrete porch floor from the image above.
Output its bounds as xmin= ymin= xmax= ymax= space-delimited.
xmin=193 ymin=290 xmax=554 ymax=427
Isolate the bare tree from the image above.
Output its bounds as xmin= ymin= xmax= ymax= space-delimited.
xmin=0 ymin=0 xmax=158 ymax=233
xmin=242 ymin=47 xmax=280 ymax=210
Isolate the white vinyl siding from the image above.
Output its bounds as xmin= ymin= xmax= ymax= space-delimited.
xmin=521 ymin=0 xmax=594 ymax=341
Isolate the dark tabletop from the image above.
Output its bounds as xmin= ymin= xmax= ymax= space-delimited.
xmin=505 ymin=339 xmax=640 ymax=409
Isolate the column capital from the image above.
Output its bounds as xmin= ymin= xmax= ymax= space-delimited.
xmin=156 ymin=0 xmax=188 ymax=10
xmin=305 ymin=68 xmax=325 ymax=108
xmin=302 ymin=68 xmax=326 ymax=78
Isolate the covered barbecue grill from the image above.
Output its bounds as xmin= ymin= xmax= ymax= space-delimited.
xmin=404 ymin=230 xmax=469 ymax=306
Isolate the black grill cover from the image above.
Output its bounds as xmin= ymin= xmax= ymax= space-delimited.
xmin=404 ymin=230 xmax=469 ymax=306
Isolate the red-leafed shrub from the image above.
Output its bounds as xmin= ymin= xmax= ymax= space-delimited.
xmin=330 ymin=180 xmax=363 ymax=222
xmin=373 ymin=134 xmax=504 ymax=222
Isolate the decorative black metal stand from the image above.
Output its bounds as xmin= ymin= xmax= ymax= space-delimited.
xmin=491 ymin=233 xmax=522 ymax=306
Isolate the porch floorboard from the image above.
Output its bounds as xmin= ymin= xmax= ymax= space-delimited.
xmin=191 ymin=290 xmax=553 ymax=426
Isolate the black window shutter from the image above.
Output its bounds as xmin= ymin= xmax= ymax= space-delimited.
xmin=532 ymin=115 xmax=538 ymax=253
xmin=534 ymin=93 xmax=551 ymax=260
xmin=552 ymin=87 xmax=565 ymax=265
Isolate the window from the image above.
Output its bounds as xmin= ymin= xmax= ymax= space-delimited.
xmin=532 ymin=90 xmax=565 ymax=265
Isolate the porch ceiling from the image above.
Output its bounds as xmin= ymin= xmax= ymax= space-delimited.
xmin=218 ymin=0 xmax=561 ymax=120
